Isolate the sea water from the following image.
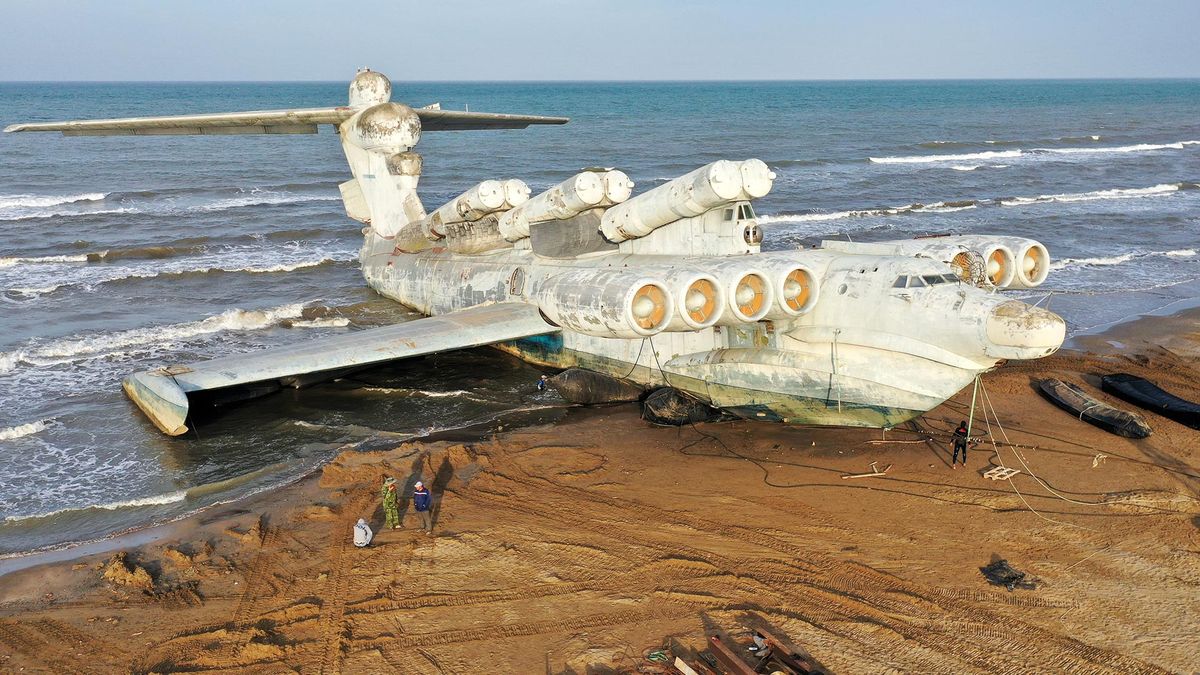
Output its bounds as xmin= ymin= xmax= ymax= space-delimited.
xmin=1 ymin=79 xmax=1198 ymax=555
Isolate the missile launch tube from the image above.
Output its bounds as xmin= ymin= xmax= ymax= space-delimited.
xmin=599 ymin=159 xmax=776 ymax=243
xmin=498 ymin=170 xmax=634 ymax=242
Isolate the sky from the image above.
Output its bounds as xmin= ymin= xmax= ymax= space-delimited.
xmin=1 ymin=0 xmax=1198 ymax=81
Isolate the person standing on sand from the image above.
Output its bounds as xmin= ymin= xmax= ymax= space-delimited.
xmin=952 ymin=420 xmax=969 ymax=468
xmin=413 ymin=481 xmax=433 ymax=534
xmin=381 ymin=476 xmax=400 ymax=529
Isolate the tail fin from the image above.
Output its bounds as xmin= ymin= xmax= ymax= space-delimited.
xmin=5 ymin=69 xmax=568 ymax=236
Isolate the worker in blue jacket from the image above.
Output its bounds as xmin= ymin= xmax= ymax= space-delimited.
xmin=412 ymin=480 xmax=433 ymax=535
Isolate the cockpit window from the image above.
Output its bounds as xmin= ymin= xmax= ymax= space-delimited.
xmin=894 ymin=274 xmax=957 ymax=288
xmin=737 ymin=203 xmax=756 ymax=220
xmin=722 ymin=208 xmax=734 ymax=222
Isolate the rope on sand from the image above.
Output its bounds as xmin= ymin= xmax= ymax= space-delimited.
xmin=976 ymin=376 xmax=1098 ymax=532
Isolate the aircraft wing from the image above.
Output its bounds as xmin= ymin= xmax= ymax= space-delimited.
xmin=123 ymin=302 xmax=558 ymax=436
xmin=4 ymin=107 xmax=568 ymax=136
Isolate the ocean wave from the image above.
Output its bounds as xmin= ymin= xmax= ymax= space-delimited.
xmin=0 ymin=419 xmax=52 ymax=441
xmin=191 ymin=189 xmax=339 ymax=212
xmin=999 ymin=182 xmax=1192 ymax=206
xmin=0 ymin=192 xmax=108 ymax=218
xmin=869 ymin=149 xmax=1022 ymax=164
xmin=286 ymin=317 xmax=351 ymax=328
xmin=0 ymin=302 xmax=309 ymax=371
xmin=1051 ymin=248 xmax=1196 ymax=271
xmin=758 ymin=200 xmax=978 ymax=224
xmin=85 ymin=244 xmax=209 ymax=263
xmin=0 ymin=192 xmax=107 ymax=209
xmin=869 ymin=140 xmax=1197 ymax=164
xmin=2 ymin=242 xmax=356 ymax=297
xmin=0 ymin=254 xmax=89 ymax=267
xmin=760 ymin=181 xmax=1194 ymax=226
xmin=3 ymin=490 xmax=188 ymax=523
xmin=0 ymin=187 xmax=338 ymax=221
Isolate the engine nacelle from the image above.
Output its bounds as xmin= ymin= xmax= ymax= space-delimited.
xmin=657 ymin=269 xmax=725 ymax=331
xmin=991 ymin=237 xmax=1051 ymax=289
xmin=535 ymin=270 xmax=674 ymax=338
xmin=698 ymin=259 xmax=774 ymax=325
xmin=820 ymin=237 xmax=1024 ymax=289
xmin=756 ymin=260 xmax=820 ymax=319
xmin=499 ymin=170 xmax=633 ymax=242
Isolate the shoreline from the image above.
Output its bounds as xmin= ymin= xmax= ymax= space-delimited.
xmin=0 ymin=307 xmax=1197 ymax=671
xmin=1 ymin=302 xmax=1195 ymax=576
xmin=3 ymin=301 xmax=1194 ymax=573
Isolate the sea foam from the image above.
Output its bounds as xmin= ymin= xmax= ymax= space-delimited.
xmin=0 ymin=302 xmax=309 ymax=371
xmin=0 ymin=419 xmax=52 ymax=441
xmin=1000 ymin=183 xmax=1189 ymax=206
xmin=869 ymin=140 xmax=1198 ymax=164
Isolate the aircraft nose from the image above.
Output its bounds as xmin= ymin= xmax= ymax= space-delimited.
xmin=984 ymin=300 xmax=1066 ymax=356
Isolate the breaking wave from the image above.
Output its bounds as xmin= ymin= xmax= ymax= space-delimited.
xmin=0 ymin=254 xmax=89 ymax=267
xmin=192 ymin=190 xmax=338 ymax=212
xmin=759 ymin=182 xmax=1195 ymax=225
xmin=2 ymin=242 xmax=356 ymax=297
xmin=0 ymin=187 xmax=338 ymax=221
xmin=286 ymin=317 xmax=351 ymax=328
xmin=869 ymin=140 xmax=1198 ymax=164
xmin=0 ymin=302 xmax=310 ymax=372
xmin=870 ymin=149 xmax=1022 ymax=164
xmin=1000 ymin=182 xmax=1194 ymax=206
xmin=0 ymin=419 xmax=52 ymax=441
xmin=758 ymin=200 xmax=978 ymax=224
xmin=3 ymin=490 xmax=188 ymax=523
xmin=1051 ymin=249 xmax=1197 ymax=271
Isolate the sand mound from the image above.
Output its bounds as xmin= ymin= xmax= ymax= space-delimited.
xmin=101 ymin=552 xmax=154 ymax=591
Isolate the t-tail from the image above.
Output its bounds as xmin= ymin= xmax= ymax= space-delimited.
xmin=5 ymin=70 xmax=568 ymax=435
xmin=5 ymin=69 xmax=568 ymax=240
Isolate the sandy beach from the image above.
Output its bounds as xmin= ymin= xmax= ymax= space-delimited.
xmin=1 ymin=310 xmax=1198 ymax=674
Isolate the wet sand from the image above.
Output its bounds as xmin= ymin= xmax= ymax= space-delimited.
xmin=1 ymin=313 xmax=1198 ymax=673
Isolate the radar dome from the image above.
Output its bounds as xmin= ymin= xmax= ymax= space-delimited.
xmin=347 ymin=102 xmax=421 ymax=153
xmin=349 ymin=69 xmax=392 ymax=107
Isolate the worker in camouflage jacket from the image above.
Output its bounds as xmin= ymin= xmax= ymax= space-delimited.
xmin=380 ymin=476 xmax=400 ymax=529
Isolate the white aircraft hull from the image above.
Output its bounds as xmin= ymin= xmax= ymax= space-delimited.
xmin=361 ymin=237 xmax=1016 ymax=428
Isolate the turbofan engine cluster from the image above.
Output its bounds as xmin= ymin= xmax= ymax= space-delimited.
xmin=933 ymin=236 xmax=1051 ymax=289
xmin=533 ymin=259 xmax=819 ymax=339
xmin=822 ymin=236 xmax=1051 ymax=290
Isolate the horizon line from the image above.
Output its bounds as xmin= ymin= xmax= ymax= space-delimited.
xmin=2 ymin=76 xmax=1199 ymax=85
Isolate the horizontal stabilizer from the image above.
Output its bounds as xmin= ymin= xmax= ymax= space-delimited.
xmin=122 ymin=302 xmax=557 ymax=435
xmin=5 ymin=107 xmax=568 ymax=136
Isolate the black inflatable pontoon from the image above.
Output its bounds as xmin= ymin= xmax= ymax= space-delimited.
xmin=1100 ymin=373 xmax=1200 ymax=430
xmin=1038 ymin=378 xmax=1152 ymax=439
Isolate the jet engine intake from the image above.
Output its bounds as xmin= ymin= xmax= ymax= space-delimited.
xmin=753 ymin=262 xmax=819 ymax=319
xmin=599 ymin=159 xmax=776 ymax=243
xmin=1000 ymin=238 xmax=1051 ymax=289
xmin=705 ymin=267 xmax=773 ymax=325
xmin=535 ymin=270 xmax=674 ymax=338
xmin=661 ymin=270 xmax=725 ymax=331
